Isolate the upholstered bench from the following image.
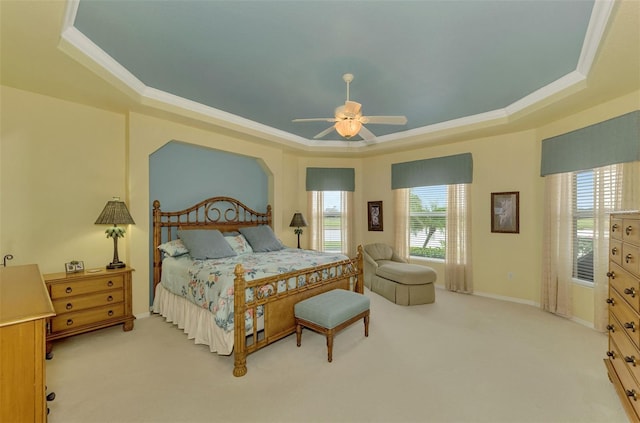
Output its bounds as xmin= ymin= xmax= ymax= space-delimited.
xmin=295 ymin=289 xmax=370 ymax=362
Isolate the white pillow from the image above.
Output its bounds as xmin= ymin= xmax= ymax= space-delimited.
xmin=225 ymin=234 xmax=254 ymax=255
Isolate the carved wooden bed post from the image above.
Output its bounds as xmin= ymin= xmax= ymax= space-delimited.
xmin=152 ymin=200 xmax=162 ymax=294
xmin=233 ymin=263 xmax=247 ymax=377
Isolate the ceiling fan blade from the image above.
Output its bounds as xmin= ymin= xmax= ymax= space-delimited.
xmin=361 ymin=115 xmax=408 ymax=125
xmin=343 ymin=101 xmax=362 ymax=116
xmin=293 ymin=118 xmax=336 ymax=123
xmin=358 ymin=125 xmax=377 ymax=142
xmin=313 ymin=125 xmax=336 ymax=139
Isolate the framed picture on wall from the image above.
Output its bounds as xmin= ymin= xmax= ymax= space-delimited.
xmin=491 ymin=192 xmax=519 ymax=233
xmin=368 ymin=201 xmax=383 ymax=231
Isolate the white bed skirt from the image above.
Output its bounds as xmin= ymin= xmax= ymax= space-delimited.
xmin=152 ymin=283 xmax=234 ymax=355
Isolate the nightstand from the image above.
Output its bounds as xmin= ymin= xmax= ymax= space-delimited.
xmin=44 ymin=267 xmax=134 ymax=352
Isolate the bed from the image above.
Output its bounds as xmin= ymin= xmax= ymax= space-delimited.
xmin=151 ymin=196 xmax=363 ymax=377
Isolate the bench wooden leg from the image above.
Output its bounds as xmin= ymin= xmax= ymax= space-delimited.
xmin=296 ymin=322 xmax=302 ymax=347
xmin=326 ymin=331 xmax=334 ymax=363
xmin=364 ymin=313 xmax=370 ymax=337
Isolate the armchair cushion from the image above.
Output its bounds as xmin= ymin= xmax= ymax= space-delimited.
xmin=376 ymin=262 xmax=437 ymax=286
xmin=364 ymin=243 xmax=394 ymax=261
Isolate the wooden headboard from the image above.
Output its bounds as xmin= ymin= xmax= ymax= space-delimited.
xmin=152 ymin=196 xmax=272 ymax=292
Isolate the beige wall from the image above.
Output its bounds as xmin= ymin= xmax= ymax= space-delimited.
xmin=1 ymin=82 xmax=638 ymax=325
xmin=0 ymin=86 xmax=127 ymax=274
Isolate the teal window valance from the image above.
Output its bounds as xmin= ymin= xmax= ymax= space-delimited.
xmin=306 ymin=167 xmax=355 ymax=192
xmin=540 ymin=111 xmax=640 ymax=176
xmin=391 ymin=153 xmax=473 ymax=189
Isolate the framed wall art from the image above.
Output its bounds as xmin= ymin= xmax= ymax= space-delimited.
xmin=368 ymin=201 xmax=383 ymax=231
xmin=491 ymin=192 xmax=519 ymax=234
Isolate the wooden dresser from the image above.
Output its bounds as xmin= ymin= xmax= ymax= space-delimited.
xmin=605 ymin=211 xmax=640 ymax=422
xmin=44 ymin=267 xmax=135 ymax=352
xmin=0 ymin=264 xmax=56 ymax=423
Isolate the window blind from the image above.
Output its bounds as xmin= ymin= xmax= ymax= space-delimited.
xmin=541 ymin=111 xmax=640 ymax=176
xmin=306 ymin=168 xmax=355 ymax=192
xmin=392 ymin=153 xmax=473 ymax=189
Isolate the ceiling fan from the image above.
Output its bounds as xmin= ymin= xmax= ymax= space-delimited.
xmin=292 ymin=73 xmax=407 ymax=141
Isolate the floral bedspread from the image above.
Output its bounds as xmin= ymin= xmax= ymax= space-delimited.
xmin=160 ymin=248 xmax=348 ymax=332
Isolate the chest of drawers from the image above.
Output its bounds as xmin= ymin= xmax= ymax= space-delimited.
xmin=44 ymin=267 xmax=134 ymax=352
xmin=605 ymin=212 xmax=640 ymax=422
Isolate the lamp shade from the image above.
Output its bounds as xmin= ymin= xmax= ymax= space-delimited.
xmin=335 ymin=119 xmax=362 ymax=139
xmin=95 ymin=197 xmax=135 ymax=225
xmin=289 ymin=212 xmax=308 ymax=228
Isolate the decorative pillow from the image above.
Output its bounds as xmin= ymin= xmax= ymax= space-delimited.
xmin=225 ymin=234 xmax=254 ymax=255
xmin=177 ymin=229 xmax=237 ymax=260
xmin=157 ymin=239 xmax=189 ymax=257
xmin=239 ymin=225 xmax=284 ymax=252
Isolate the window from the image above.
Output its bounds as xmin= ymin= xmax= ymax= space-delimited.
xmin=573 ymin=170 xmax=594 ymax=283
xmin=309 ymin=191 xmax=351 ymax=254
xmin=322 ymin=191 xmax=343 ymax=253
xmin=408 ymin=185 xmax=447 ymax=259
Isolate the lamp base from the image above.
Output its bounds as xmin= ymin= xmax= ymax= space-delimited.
xmin=106 ymin=261 xmax=126 ymax=270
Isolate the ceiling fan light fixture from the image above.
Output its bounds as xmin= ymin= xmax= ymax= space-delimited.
xmin=335 ymin=119 xmax=362 ymax=139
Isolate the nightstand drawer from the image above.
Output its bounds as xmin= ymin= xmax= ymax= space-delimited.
xmin=50 ymin=304 xmax=125 ymax=332
xmin=52 ymin=290 xmax=123 ymax=314
xmin=50 ymin=274 xmax=123 ymax=298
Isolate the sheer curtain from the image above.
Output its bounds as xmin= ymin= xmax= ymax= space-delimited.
xmin=445 ymin=184 xmax=473 ymax=293
xmin=341 ymin=191 xmax=355 ymax=257
xmin=394 ymin=188 xmax=409 ymax=261
xmin=307 ymin=191 xmax=324 ymax=251
xmin=541 ymin=172 xmax=574 ymax=318
xmin=541 ymin=161 xmax=640 ymax=324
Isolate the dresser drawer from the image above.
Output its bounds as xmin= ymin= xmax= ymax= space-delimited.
xmin=623 ymin=243 xmax=640 ymax=278
xmin=610 ymin=263 xmax=640 ymax=313
xmin=49 ymin=274 xmax=124 ymax=299
xmin=611 ymin=239 xmax=623 ymax=266
xmin=624 ymin=218 xmax=640 ymax=246
xmin=609 ymin=337 xmax=640 ymax=417
xmin=611 ymin=312 xmax=640 ymax=384
xmin=50 ymin=303 xmax=125 ymax=333
xmin=612 ymin=217 xmax=624 ymax=241
xmin=610 ymin=288 xmax=640 ymax=348
xmin=52 ymin=290 xmax=123 ymax=315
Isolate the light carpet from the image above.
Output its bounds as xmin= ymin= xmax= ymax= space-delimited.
xmin=46 ymin=287 xmax=627 ymax=423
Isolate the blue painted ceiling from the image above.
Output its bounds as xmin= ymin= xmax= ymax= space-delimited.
xmin=73 ymin=0 xmax=594 ymax=142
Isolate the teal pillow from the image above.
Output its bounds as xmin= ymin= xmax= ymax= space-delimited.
xmin=239 ymin=225 xmax=284 ymax=252
xmin=177 ymin=229 xmax=237 ymax=260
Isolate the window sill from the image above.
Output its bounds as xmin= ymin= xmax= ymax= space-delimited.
xmin=572 ymin=278 xmax=594 ymax=288
xmin=409 ymin=256 xmax=444 ymax=265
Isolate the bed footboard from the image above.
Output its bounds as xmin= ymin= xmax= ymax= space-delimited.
xmin=232 ymin=246 xmax=364 ymax=377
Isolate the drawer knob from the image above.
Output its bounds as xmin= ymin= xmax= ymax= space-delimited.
xmin=107 ymin=295 xmax=113 ymax=302
xmin=607 ymin=271 xmax=616 ymax=280
xmin=625 ymin=356 xmax=638 ymax=366
xmin=108 ymin=280 xmax=114 ymax=287
xmin=606 ymin=298 xmax=615 ymax=306
xmin=626 ymin=226 xmax=633 ymax=236
xmin=66 ymin=319 xmax=73 ymax=326
xmin=612 ymin=224 xmax=619 ymax=232
xmin=624 ymin=322 xmax=636 ymax=332
xmin=607 ymin=324 xmax=615 ymax=332
xmin=627 ymin=389 xmax=638 ymax=401
xmin=607 ymin=350 xmax=616 ymax=359
xmin=626 ymin=254 xmax=633 ymax=264
xmin=108 ymin=310 xmax=114 ymax=317
xmin=66 ymin=303 xmax=73 ymax=310
xmin=65 ymin=286 xmax=72 ymax=294
xmin=625 ymin=287 xmax=636 ymax=298
xmin=611 ymin=247 xmax=618 ymax=256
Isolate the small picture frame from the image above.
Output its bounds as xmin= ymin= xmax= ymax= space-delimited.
xmin=368 ymin=201 xmax=383 ymax=231
xmin=65 ymin=260 xmax=85 ymax=274
xmin=491 ymin=192 xmax=519 ymax=234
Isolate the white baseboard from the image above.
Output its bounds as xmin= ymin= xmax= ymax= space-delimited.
xmin=135 ymin=311 xmax=150 ymax=319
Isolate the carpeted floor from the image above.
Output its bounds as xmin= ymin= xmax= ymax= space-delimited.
xmin=46 ymin=287 xmax=627 ymax=423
